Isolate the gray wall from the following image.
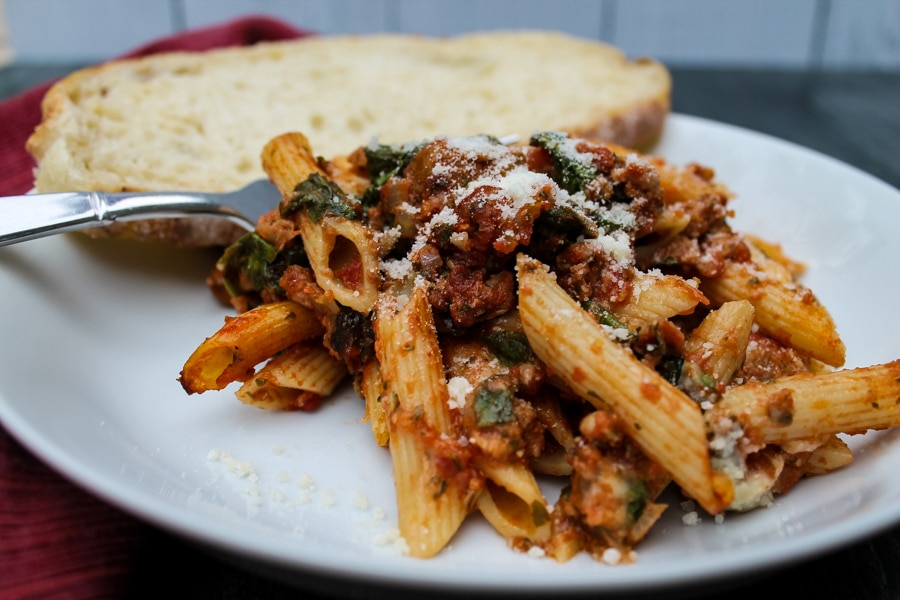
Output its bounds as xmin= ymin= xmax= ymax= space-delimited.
xmin=4 ymin=0 xmax=899 ymax=70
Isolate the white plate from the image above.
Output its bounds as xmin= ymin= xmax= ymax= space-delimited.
xmin=1 ymin=114 xmax=899 ymax=596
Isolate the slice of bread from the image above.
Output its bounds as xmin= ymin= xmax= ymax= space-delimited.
xmin=26 ymin=30 xmax=671 ymax=247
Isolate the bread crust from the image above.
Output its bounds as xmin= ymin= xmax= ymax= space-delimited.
xmin=26 ymin=31 xmax=671 ymax=247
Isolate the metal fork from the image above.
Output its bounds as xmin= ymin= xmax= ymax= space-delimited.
xmin=0 ymin=179 xmax=282 ymax=247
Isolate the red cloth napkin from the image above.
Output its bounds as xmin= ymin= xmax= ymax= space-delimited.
xmin=0 ymin=16 xmax=309 ymax=599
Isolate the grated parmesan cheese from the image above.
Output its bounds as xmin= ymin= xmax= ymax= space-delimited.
xmin=381 ymin=257 xmax=414 ymax=281
xmin=601 ymin=547 xmax=623 ymax=565
xmin=586 ymin=230 xmax=635 ymax=268
xmin=446 ymin=376 xmax=474 ymax=410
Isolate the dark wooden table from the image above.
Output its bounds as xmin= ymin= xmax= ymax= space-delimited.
xmin=2 ymin=64 xmax=899 ymax=600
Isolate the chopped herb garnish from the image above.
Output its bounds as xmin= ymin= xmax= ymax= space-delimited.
xmin=768 ymin=406 xmax=793 ymax=425
xmin=282 ymin=173 xmax=358 ymax=222
xmin=481 ymin=330 xmax=534 ymax=366
xmin=626 ymin=478 xmax=649 ymax=524
xmin=698 ymin=371 xmax=717 ymax=389
xmin=535 ymin=205 xmax=596 ymax=238
xmin=430 ymin=475 xmax=448 ymax=499
xmin=216 ymin=232 xmax=278 ymax=296
xmin=325 ymin=307 xmax=376 ymax=372
xmin=655 ymin=355 xmax=684 ymax=387
xmin=365 ymin=141 xmax=421 ymax=182
xmin=530 ymin=130 xmax=598 ymax=194
xmin=591 ymin=211 xmax=629 ymax=235
xmin=360 ymin=141 xmax=423 ymax=206
xmin=473 ymin=384 xmax=516 ymax=427
xmin=583 ymin=300 xmax=634 ymax=341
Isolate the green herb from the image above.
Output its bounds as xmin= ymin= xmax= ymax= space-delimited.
xmin=473 ymin=385 xmax=516 ymax=427
xmin=626 ymin=478 xmax=649 ymax=524
xmin=265 ymin=241 xmax=310 ymax=292
xmin=591 ymin=211 xmax=629 ymax=235
xmin=431 ymin=475 xmax=448 ymax=499
xmin=481 ymin=330 xmax=534 ymax=366
xmin=767 ymin=406 xmax=794 ymax=425
xmin=530 ymin=130 xmax=598 ymax=194
xmin=531 ymin=501 xmax=550 ymax=527
xmin=326 ymin=307 xmax=376 ymax=370
xmin=216 ymin=232 xmax=278 ymax=296
xmin=583 ymin=300 xmax=633 ymax=340
xmin=698 ymin=371 xmax=717 ymax=389
xmin=365 ymin=141 xmax=421 ymax=182
xmin=282 ymin=173 xmax=358 ymax=222
xmin=360 ymin=141 xmax=422 ymax=206
xmin=535 ymin=205 xmax=594 ymax=237
xmin=655 ymin=355 xmax=684 ymax=386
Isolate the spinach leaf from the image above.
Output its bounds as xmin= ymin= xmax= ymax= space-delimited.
xmin=216 ymin=232 xmax=277 ymax=296
xmin=481 ymin=330 xmax=534 ymax=366
xmin=473 ymin=385 xmax=516 ymax=427
xmin=530 ymin=130 xmax=598 ymax=194
xmin=282 ymin=173 xmax=358 ymax=222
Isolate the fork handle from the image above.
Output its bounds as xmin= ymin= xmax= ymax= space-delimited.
xmin=0 ymin=191 xmax=231 ymax=247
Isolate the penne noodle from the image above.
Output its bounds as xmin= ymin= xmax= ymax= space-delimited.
xmin=296 ymin=213 xmax=381 ymax=313
xmin=804 ymin=435 xmax=854 ymax=475
xmin=743 ymin=234 xmax=806 ymax=280
xmin=261 ymin=132 xmax=324 ymax=198
xmin=701 ymin=259 xmax=846 ymax=367
xmin=359 ymin=359 xmax=390 ymax=447
xmin=516 ymin=254 xmax=732 ymax=515
xmin=179 ymin=301 xmax=324 ymax=394
xmin=262 ymin=132 xmax=381 ymax=313
xmin=683 ymin=299 xmax=755 ymax=387
xmin=617 ymin=269 xmax=709 ymax=327
xmin=235 ymin=342 xmax=347 ymax=410
xmin=476 ymin=459 xmax=552 ymax=543
xmin=714 ymin=359 xmax=900 ymax=443
xmin=373 ymin=284 xmax=471 ymax=557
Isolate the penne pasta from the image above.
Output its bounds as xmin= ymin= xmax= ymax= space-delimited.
xmin=294 ymin=213 xmax=381 ymax=313
xmin=235 ymin=342 xmax=347 ymax=410
xmin=683 ymin=299 xmax=755 ymax=387
xmin=358 ymin=359 xmax=390 ymax=447
xmin=373 ymin=284 xmax=474 ymax=557
xmin=516 ymin=254 xmax=731 ymax=515
xmin=260 ymin=132 xmax=324 ymax=198
xmin=475 ymin=459 xmax=552 ymax=543
xmin=262 ymin=132 xmax=382 ymax=313
xmin=713 ymin=359 xmax=900 ymax=444
xmin=617 ymin=269 xmax=709 ymax=327
xmin=179 ymin=301 xmax=324 ymax=394
xmin=804 ymin=435 xmax=854 ymax=475
xmin=701 ymin=259 xmax=846 ymax=367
